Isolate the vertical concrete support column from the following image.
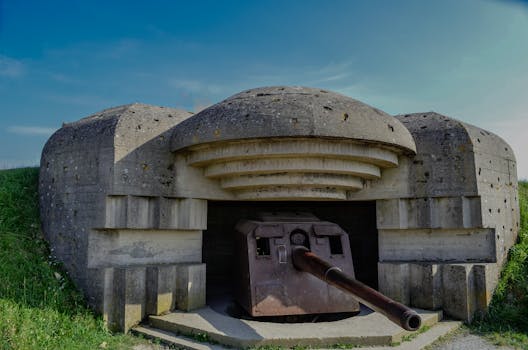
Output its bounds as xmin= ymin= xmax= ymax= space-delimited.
xmin=176 ymin=263 xmax=206 ymax=311
xmin=102 ymin=268 xmax=115 ymax=325
xmin=378 ymin=263 xmax=410 ymax=304
xmin=472 ymin=264 xmax=496 ymax=316
xmin=112 ymin=267 xmax=147 ymax=332
xmin=409 ymin=264 xmax=442 ymax=309
xmin=146 ymin=265 xmax=178 ymax=316
xmin=441 ymin=265 xmax=475 ymax=322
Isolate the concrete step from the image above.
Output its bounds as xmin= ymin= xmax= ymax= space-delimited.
xmin=133 ymin=320 xmax=462 ymax=350
xmin=363 ymin=321 xmax=462 ymax=350
xmin=134 ymin=306 xmax=458 ymax=349
xmin=132 ymin=325 xmax=229 ymax=350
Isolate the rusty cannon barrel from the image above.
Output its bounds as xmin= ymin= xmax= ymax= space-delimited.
xmin=292 ymin=246 xmax=422 ymax=331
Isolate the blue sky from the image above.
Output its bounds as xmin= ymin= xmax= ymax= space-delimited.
xmin=1 ymin=0 xmax=527 ymax=178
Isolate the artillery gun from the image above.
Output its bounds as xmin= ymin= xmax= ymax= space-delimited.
xmin=235 ymin=212 xmax=421 ymax=331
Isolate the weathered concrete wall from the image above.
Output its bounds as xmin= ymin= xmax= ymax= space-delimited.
xmin=376 ymin=112 xmax=518 ymax=321
xmin=40 ymin=106 xmax=122 ymax=295
xmin=463 ymin=123 xmax=519 ymax=265
xmin=39 ymin=104 xmax=207 ymax=331
xmin=397 ymin=113 xmax=479 ymax=197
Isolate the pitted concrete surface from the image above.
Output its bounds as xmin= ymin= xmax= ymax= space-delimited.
xmin=171 ymin=86 xmax=417 ymax=153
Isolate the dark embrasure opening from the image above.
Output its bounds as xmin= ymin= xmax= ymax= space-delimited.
xmin=203 ymin=200 xmax=379 ymax=302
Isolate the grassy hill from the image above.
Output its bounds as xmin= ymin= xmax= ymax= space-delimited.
xmin=0 ymin=167 xmax=527 ymax=349
xmin=0 ymin=168 xmax=151 ymax=349
xmin=472 ymin=180 xmax=528 ymax=348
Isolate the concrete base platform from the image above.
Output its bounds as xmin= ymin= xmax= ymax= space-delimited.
xmin=135 ymin=306 xmax=454 ymax=349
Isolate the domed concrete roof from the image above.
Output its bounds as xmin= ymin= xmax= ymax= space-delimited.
xmin=171 ymin=86 xmax=416 ymax=154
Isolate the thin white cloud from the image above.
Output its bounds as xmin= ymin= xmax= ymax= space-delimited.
xmin=309 ymin=61 xmax=355 ymax=84
xmin=7 ymin=126 xmax=57 ymax=136
xmin=0 ymin=55 xmax=25 ymax=78
xmin=245 ymin=60 xmax=356 ymax=86
xmin=316 ymin=72 xmax=351 ymax=83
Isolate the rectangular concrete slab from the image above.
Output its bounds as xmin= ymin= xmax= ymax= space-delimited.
xmin=147 ymin=306 xmax=442 ymax=348
xmin=159 ymin=198 xmax=207 ymax=230
xmin=177 ymin=263 xmax=206 ymax=311
xmin=146 ymin=265 xmax=178 ymax=316
xmin=112 ymin=266 xmax=147 ymax=332
xmin=441 ymin=264 xmax=472 ymax=321
xmin=378 ymin=263 xmax=410 ymax=304
xmin=379 ymin=228 xmax=496 ymax=262
xmin=410 ymin=264 xmax=442 ymax=310
xmin=87 ymin=229 xmax=202 ymax=267
xmin=134 ymin=320 xmax=461 ymax=350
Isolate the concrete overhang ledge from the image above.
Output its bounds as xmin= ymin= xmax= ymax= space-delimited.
xmin=170 ymin=86 xmax=417 ymax=154
xmin=168 ymin=86 xmax=418 ymax=200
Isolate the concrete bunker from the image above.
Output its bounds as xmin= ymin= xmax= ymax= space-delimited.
xmin=39 ymin=86 xmax=519 ymax=333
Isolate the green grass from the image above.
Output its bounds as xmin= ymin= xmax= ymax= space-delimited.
xmin=471 ymin=181 xmax=528 ymax=349
xmin=0 ymin=167 xmax=151 ymax=350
